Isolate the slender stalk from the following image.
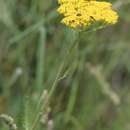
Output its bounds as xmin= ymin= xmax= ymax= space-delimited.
xmin=36 ymin=27 xmax=46 ymax=90
xmin=65 ymin=36 xmax=80 ymax=123
xmin=30 ymin=31 xmax=80 ymax=130
xmin=48 ymin=31 xmax=80 ymax=99
xmin=65 ymin=79 xmax=79 ymax=123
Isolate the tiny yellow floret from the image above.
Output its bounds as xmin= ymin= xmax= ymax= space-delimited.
xmin=57 ymin=0 xmax=118 ymax=28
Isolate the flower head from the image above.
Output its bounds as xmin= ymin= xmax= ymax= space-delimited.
xmin=57 ymin=0 xmax=118 ymax=28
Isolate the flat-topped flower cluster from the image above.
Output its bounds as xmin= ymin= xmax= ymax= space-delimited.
xmin=57 ymin=0 xmax=118 ymax=28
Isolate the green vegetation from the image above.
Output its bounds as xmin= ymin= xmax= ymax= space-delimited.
xmin=0 ymin=0 xmax=130 ymax=130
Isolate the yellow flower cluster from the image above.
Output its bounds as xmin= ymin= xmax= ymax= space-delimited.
xmin=57 ymin=0 xmax=118 ymax=28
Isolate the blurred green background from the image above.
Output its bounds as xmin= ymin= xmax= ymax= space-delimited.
xmin=0 ymin=0 xmax=130 ymax=130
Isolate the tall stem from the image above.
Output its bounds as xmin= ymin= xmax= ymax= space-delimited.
xmin=30 ymin=30 xmax=80 ymax=130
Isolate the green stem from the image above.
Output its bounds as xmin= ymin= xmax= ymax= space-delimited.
xmin=30 ymin=30 xmax=80 ymax=130
xmin=48 ymin=31 xmax=80 ymax=98
xmin=65 ymin=79 xmax=79 ymax=123
xmin=64 ymin=41 xmax=80 ymax=123
xmin=35 ymin=27 xmax=46 ymax=90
